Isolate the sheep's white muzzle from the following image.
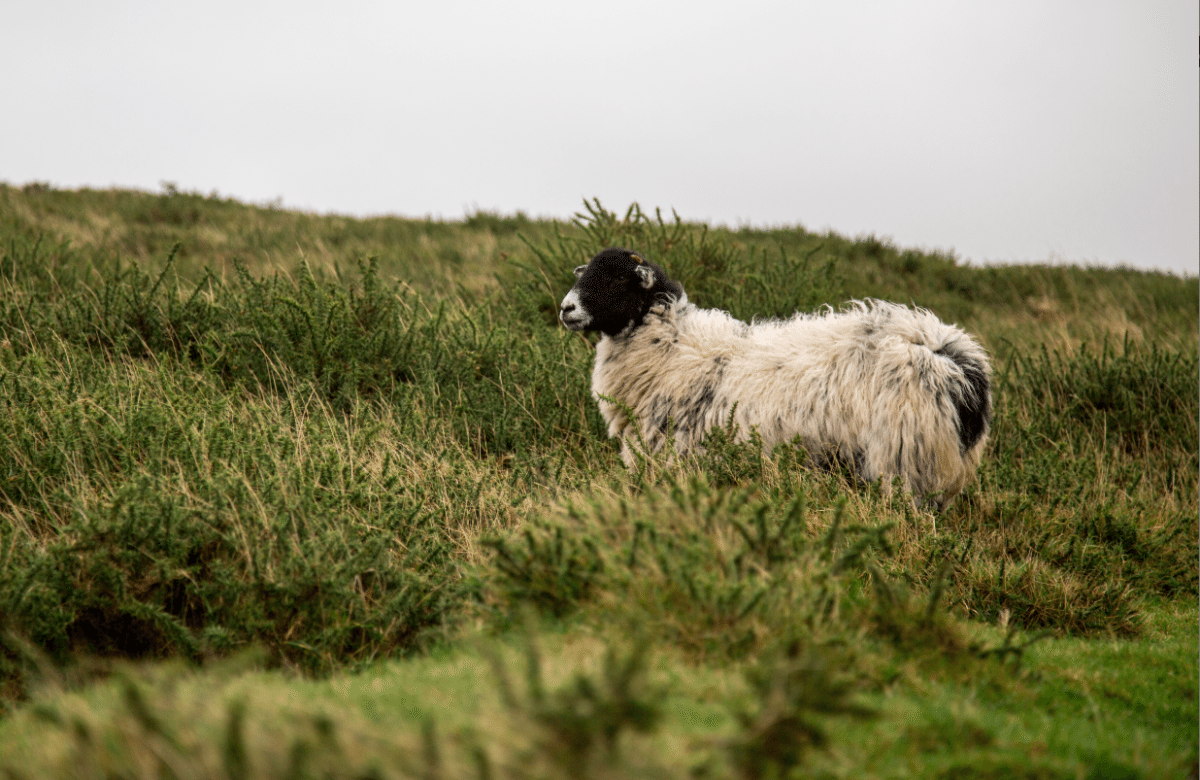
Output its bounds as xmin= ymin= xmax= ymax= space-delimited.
xmin=559 ymin=289 xmax=591 ymax=330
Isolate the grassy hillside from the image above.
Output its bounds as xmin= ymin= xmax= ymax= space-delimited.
xmin=0 ymin=182 xmax=1196 ymax=778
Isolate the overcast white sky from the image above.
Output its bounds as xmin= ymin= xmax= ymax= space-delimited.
xmin=3 ymin=1 xmax=1197 ymax=275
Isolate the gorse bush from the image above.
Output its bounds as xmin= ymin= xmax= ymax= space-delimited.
xmin=1004 ymin=339 xmax=1198 ymax=461
xmin=486 ymin=472 xmax=896 ymax=661
xmin=0 ymin=236 xmax=602 ymax=460
xmin=518 ymin=200 xmax=843 ymax=324
xmin=958 ymin=336 xmax=1200 ymax=628
xmin=728 ymin=646 xmax=877 ymax=780
xmin=0 ymin=351 xmax=465 ymax=689
xmin=484 ymin=633 xmax=665 ymax=777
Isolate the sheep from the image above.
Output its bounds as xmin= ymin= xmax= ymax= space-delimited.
xmin=558 ymin=247 xmax=992 ymax=505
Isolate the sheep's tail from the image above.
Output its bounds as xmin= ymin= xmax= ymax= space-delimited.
xmin=864 ymin=299 xmax=993 ymax=456
xmin=931 ymin=338 xmax=992 ymax=454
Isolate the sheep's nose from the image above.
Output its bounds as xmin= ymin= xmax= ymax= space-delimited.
xmin=558 ymin=290 xmax=588 ymax=329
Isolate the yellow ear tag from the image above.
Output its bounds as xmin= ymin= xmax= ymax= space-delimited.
xmin=631 ymin=254 xmax=645 ymax=264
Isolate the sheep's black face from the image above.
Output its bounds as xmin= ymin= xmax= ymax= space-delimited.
xmin=559 ymin=248 xmax=684 ymax=336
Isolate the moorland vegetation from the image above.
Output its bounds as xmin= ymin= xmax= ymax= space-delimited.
xmin=0 ymin=182 xmax=1195 ymax=778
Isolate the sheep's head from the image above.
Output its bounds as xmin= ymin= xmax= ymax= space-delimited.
xmin=559 ymin=248 xmax=685 ymax=336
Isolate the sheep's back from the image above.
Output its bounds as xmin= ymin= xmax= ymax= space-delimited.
xmin=588 ymin=297 xmax=989 ymax=503
xmin=592 ymin=301 xmax=881 ymax=453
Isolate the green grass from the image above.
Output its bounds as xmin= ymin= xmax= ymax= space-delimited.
xmin=0 ymin=182 xmax=1195 ymax=778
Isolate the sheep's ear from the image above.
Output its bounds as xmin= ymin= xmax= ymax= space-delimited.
xmin=634 ymin=264 xmax=655 ymax=290
xmin=573 ymin=265 xmax=587 ymax=279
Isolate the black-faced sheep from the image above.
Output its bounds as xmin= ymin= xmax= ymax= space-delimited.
xmin=559 ymin=247 xmax=992 ymax=505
